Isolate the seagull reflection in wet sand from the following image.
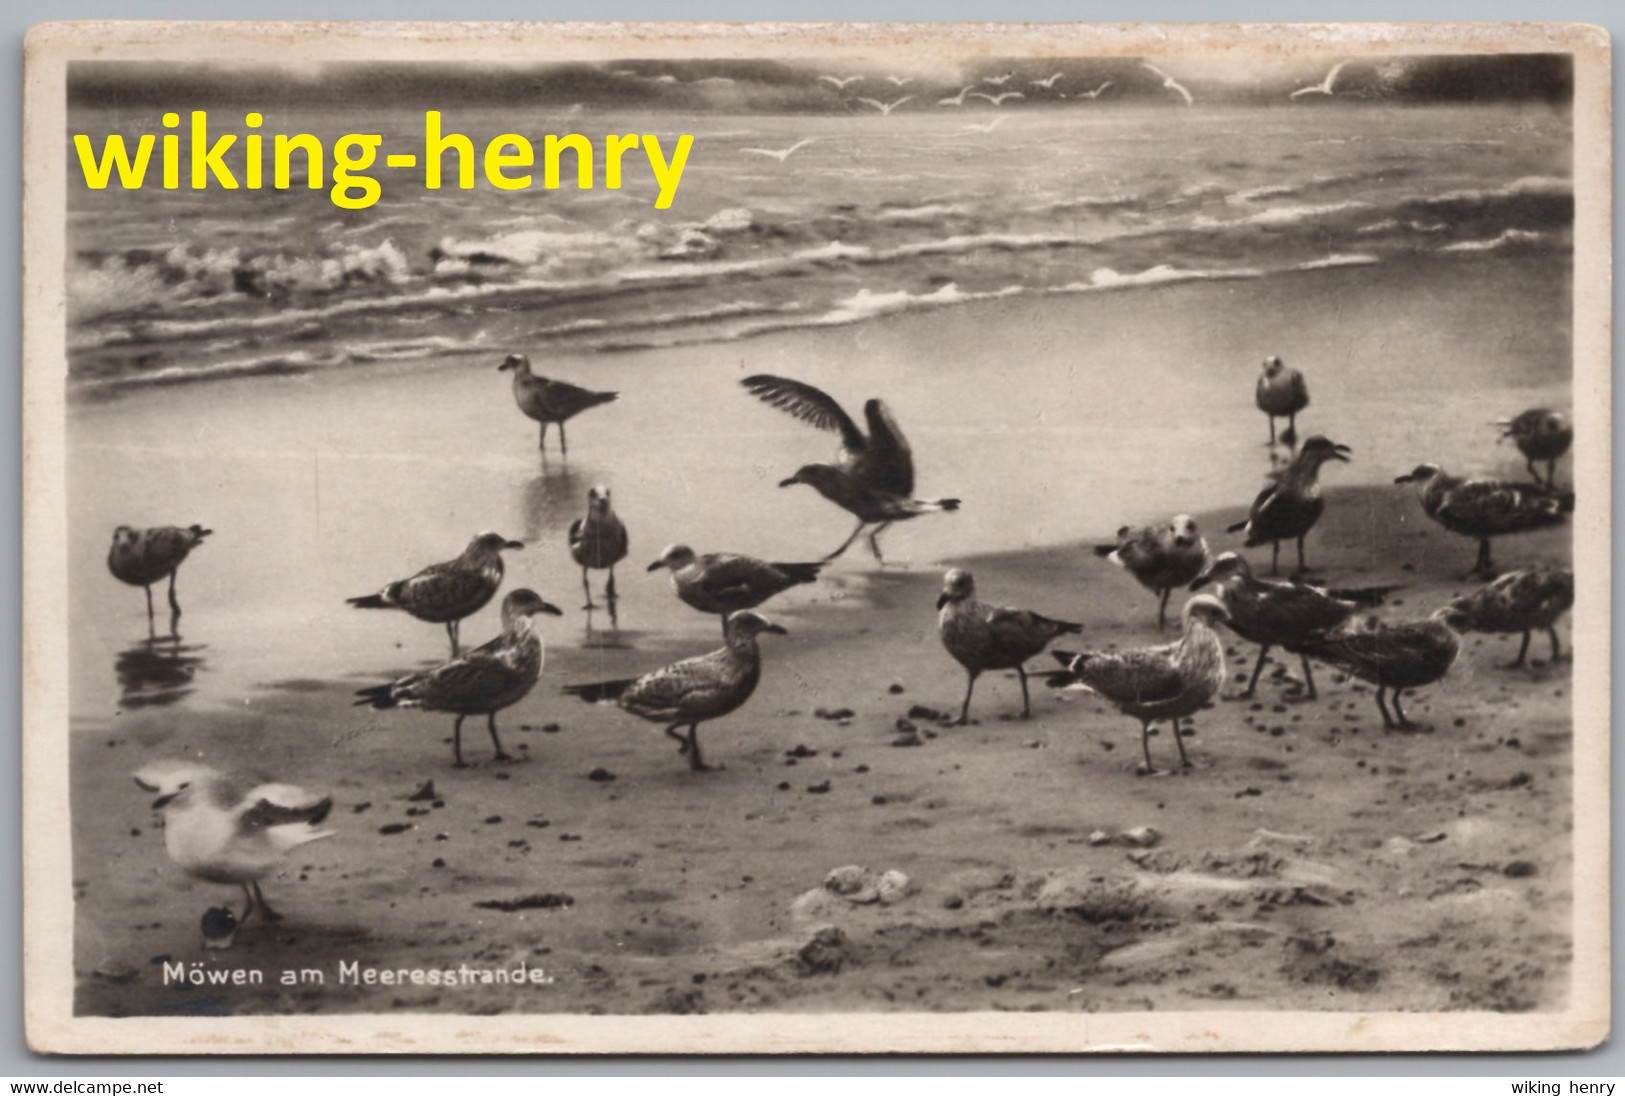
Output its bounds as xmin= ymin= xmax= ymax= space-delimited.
xmin=115 ymin=634 xmax=208 ymax=709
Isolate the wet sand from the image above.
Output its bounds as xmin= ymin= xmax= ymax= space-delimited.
xmin=69 ymin=252 xmax=1576 ymax=1017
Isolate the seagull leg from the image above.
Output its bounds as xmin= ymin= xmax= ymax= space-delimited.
xmin=1474 ymin=538 xmax=1493 ymax=577
xmin=1267 ymin=416 xmax=1276 ymax=446
xmin=1157 ymin=588 xmax=1170 ymax=630
xmin=1547 ymin=458 xmax=1559 ymax=489
xmin=581 ymin=566 xmax=596 ymax=611
xmin=687 ymin=724 xmax=709 ymax=771
xmin=1172 ymin=718 xmax=1192 ymax=769
xmin=452 ymin=715 xmax=467 ymax=768
xmin=822 ymin=520 xmax=868 ymax=562
xmin=251 ymin=881 xmax=283 ymax=922
xmin=239 ymin=883 xmax=256 ymax=924
xmin=868 ymin=522 xmax=893 ymax=565
xmin=1295 ymin=536 xmax=1308 ymax=575
xmin=606 ymin=569 xmax=619 ymax=630
xmin=1269 ymin=541 xmax=1280 ymax=576
xmin=1139 ymin=720 xmax=1157 ymax=775
xmin=1243 ymin=645 xmax=1272 ymax=698
xmin=1390 ymin=690 xmax=1413 ymax=729
xmin=488 ymin=713 xmax=512 ymax=762
xmin=1017 ymin=666 xmax=1032 ymax=719
xmin=559 ymin=422 xmax=569 ymax=460
xmin=1526 ymin=456 xmax=1541 ymax=485
xmin=953 ymin=672 xmax=978 ymax=725
xmin=1547 ymin=626 xmax=1564 ymax=662
xmin=665 ymin=723 xmax=688 ymax=753
xmin=1298 ymin=654 xmax=1319 ymax=700
xmin=445 ymin=621 xmax=459 ymax=657
xmin=1374 ymin=687 xmax=1395 ymax=729
xmin=143 ymin=585 xmax=154 ymax=627
xmin=1283 ymin=414 xmax=1298 ymax=449
xmin=538 ymin=422 xmax=548 ymax=452
xmin=167 ymin=569 xmax=183 ymax=620
xmin=1510 ymin=631 xmax=1531 ymax=668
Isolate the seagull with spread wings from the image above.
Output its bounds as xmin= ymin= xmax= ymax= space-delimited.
xmin=818 ymin=74 xmax=863 ymax=90
xmin=969 ymin=90 xmax=1025 ymax=107
xmin=742 ymin=139 xmax=815 ymax=163
xmin=1143 ymin=63 xmax=1195 ymax=106
xmin=938 ymin=86 xmax=976 ymax=106
xmin=1290 ymin=62 xmax=1348 ymax=99
xmin=856 ymin=95 xmax=914 ymax=115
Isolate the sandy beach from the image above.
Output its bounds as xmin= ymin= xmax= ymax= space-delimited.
xmin=68 ymin=250 xmax=1577 ymax=1018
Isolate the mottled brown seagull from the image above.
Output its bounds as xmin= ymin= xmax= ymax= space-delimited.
xmin=1095 ymin=514 xmax=1210 ymax=629
xmin=1297 ymin=608 xmax=1461 ymax=730
xmin=936 ymin=568 xmax=1082 ymax=723
xmin=1394 ymin=463 xmax=1571 ymax=577
xmin=355 ymin=589 xmax=563 ymax=767
xmin=1494 ymin=409 xmax=1572 ymax=488
xmin=570 ymin=485 xmax=630 ymax=627
xmin=564 ymin=609 xmax=787 ymax=771
xmin=497 ymin=352 xmax=618 ymax=457
xmin=347 ymin=531 xmax=523 ymax=656
xmin=108 ymin=524 xmax=212 ymax=627
xmin=649 ymin=544 xmax=821 ymax=635
xmin=1441 ymin=565 xmax=1573 ymax=667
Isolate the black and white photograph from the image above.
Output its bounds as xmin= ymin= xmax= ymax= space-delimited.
xmin=21 ymin=22 xmax=1610 ymax=1053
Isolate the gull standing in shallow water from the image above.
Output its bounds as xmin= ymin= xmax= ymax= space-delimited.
xmin=1297 ymin=608 xmax=1461 ymax=730
xmin=1095 ymin=515 xmax=1210 ymax=629
xmin=1441 ymin=565 xmax=1573 ymax=667
xmin=564 ymin=610 xmax=787 ymax=772
xmin=1049 ymin=595 xmax=1229 ymax=774
xmin=570 ymin=486 xmax=630 ymax=627
xmin=1255 ymin=356 xmax=1310 ymax=447
xmin=1495 ymin=409 xmax=1572 ymax=488
xmin=133 ymin=761 xmax=333 ymax=924
xmin=1394 ymin=463 xmax=1572 ymax=577
xmin=497 ymin=352 xmax=618 ymax=458
xmin=354 ymin=589 xmax=563 ymax=767
xmin=347 ymin=532 xmax=523 ymax=656
xmin=649 ymin=544 xmax=821 ymax=635
xmin=740 ymin=374 xmax=960 ymax=562
xmin=1227 ymin=436 xmax=1351 ymax=575
xmin=936 ymin=569 xmax=1082 ymax=723
xmin=1189 ymin=550 xmax=1396 ymax=699
xmin=108 ymin=524 xmax=212 ymax=629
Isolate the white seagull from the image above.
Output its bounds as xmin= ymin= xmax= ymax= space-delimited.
xmin=969 ymin=90 xmax=1025 ymax=107
xmin=856 ymin=95 xmax=914 ymax=115
xmin=983 ymin=73 xmax=1015 ymax=86
xmin=1143 ymin=63 xmax=1194 ymax=106
xmin=885 ymin=75 xmax=914 ymax=87
xmin=742 ymin=138 xmax=815 ymax=162
xmin=1079 ymin=80 xmax=1115 ymax=99
xmin=133 ymin=761 xmax=334 ymax=924
xmin=938 ymin=86 xmax=976 ymax=107
xmin=1029 ymin=73 xmax=1065 ymax=89
xmin=958 ymin=116 xmax=1008 ymax=134
xmin=819 ymin=74 xmax=864 ymax=90
xmin=1290 ymin=62 xmax=1348 ymax=99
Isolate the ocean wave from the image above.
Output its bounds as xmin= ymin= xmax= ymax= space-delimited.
xmin=76 ymin=351 xmax=323 ymax=392
xmin=874 ymin=203 xmax=976 ymax=223
xmin=1292 ymin=253 xmax=1380 ymax=271
xmin=1440 ymin=229 xmax=1550 ymax=252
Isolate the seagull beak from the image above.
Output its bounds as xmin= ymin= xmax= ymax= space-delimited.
xmin=1331 ymin=444 xmax=1352 ymax=461
xmin=646 ymin=560 xmax=665 ymax=572
xmin=1189 ymin=566 xmax=1214 ymax=591
xmin=935 ymin=593 xmax=950 ymax=609
xmin=132 ymin=775 xmax=159 ymax=793
xmin=778 ymin=476 xmax=800 ymax=488
xmin=497 ymin=359 xmax=513 ymax=372
xmin=504 ymin=540 xmax=525 ymax=550
xmin=764 ymin=623 xmax=789 ymax=636
xmin=151 ymin=793 xmax=177 ymax=811
xmin=533 ymin=600 xmax=564 ymax=617
xmin=1394 ymin=472 xmax=1416 ymax=484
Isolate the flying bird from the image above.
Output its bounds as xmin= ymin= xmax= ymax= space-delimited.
xmin=1440 ymin=565 xmax=1573 ymax=667
xmin=1256 ymin=355 xmax=1311 ymax=447
xmin=649 ymin=544 xmax=822 ymax=634
xmin=936 ymin=568 xmax=1082 ymax=723
xmin=1142 ymin=63 xmax=1194 ymax=106
xmin=569 ymin=486 xmax=629 ymax=627
xmin=347 ymin=531 xmax=523 ymax=656
xmin=354 ymin=589 xmax=563 ymax=767
xmin=938 ymin=86 xmax=977 ymax=107
xmin=818 ymin=75 xmax=864 ymax=90
xmin=133 ymin=761 xmax=333 ymax=925
xmin=885 ymin=75 xmax=914 ymax=86
xmin=1394 ymin=464 xmax=1572 ymax=576
xmin=1095 ymin=515 xmax=1210 ymax=629
xmin=1049 ymin=596 xmax=1229 ymax=774
xmin=564 ymin=610 xmax=787 ymax=772
xmin=1079 ymin=80 xmax=1115 ymax=99
xmin=958 ymin=116 xmax=1008 ymax=134
xmin=1227 ymin=436 xmax=1352 ymax=575
xmin=969 ymin=91 xmax=1025 ymax=107
xmin=982 ymin=73 xmax=1015 ymax=86
xmin=1290 ymin=62 xmax=1348 ymax=99
xmin=497 ymin=352 xmax=618 ymax=458
xmin=107 ymin=523 xmax=212 ymax=629
xmin=740 ymin=374 xmax=959 ymax=562
xmin=742 ymin=139 xmax=815 ymax=162
xmin=1029 ymin=73 xmax=1065 ymax=89
xmin=1495 ymin=409 xmax=1572 ymax=488
xmin=856 ymin=95 xmax=914 ymax=115
xmin=1297 ymin=609 xmax=1461 ymax=730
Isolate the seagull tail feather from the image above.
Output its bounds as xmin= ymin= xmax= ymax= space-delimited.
xmin=934 ymin=498 xmax=962 ymax=512
xmin=775 ymin=562 xmax=825 ymax=585
xmin=1225 ymin=519 xmax=1249 ymax=534
xmin=346 ymin=594 xmax=392 ymax=610
xmin=1092 ymin=544 xmax=1118 ymax=558
xmin=353 ymin=683 xmax=399 ymax=709
xmin=563 ymin=678 xmax=638 ymax=703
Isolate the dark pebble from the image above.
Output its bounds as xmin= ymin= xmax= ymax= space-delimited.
xmin=777 ymin=781 xmax=791 ymax=791
xmin=1503 ymin=861 xmax=1538 ymax=878
xmin=483 ymin=815 xmax=503 ymax=824
xmin=806 ymin=782 xmax=831 ymax=794
xmin=432 ymin=858 xmax=446 ymax=868
xmin=352 ymin=802 xmax=372 ymax=814
xmin=542 ymin=723 xmax=562 ymax=734
xmin=587 ymin=768 xmax=616 ymax=782
xmin=888 ymin=684 xmax=905 ymax=694
xmin=378 ymin=823 xmax=410 ymax=835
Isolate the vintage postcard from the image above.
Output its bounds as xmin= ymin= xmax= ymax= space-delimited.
xmin=22 ymin=21 xmax=1610 ymax=1053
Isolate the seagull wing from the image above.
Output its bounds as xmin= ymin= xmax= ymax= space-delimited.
xmin=1170 ymin=82 xmax=1194 ymax=106
xmin=856 ymin=98 xmax=886 ymax=112
xmin=858 ymin=399 xmax=915 ymax=496
xmin=619 ymin=649 xmax=740 ymax=722
xmin=694 ymin=553 xmax=792 ymax=602
xmin=1324 ymin=62 xmax=1347 ymax=91
xmin=1071 ymin=648 xmax=1186 ymax=705
xmin=394 ymin=563 xmax=496 ymax=617
xmin=740 ymin=374 xmax=868 ymax=453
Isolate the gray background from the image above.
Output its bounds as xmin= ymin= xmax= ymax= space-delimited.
xmin=5 ymin=0 xmax=1619 ymax=1075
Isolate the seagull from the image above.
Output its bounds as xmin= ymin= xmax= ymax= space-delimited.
xmin=1029 ymin=73 xmax=1065 ymax=89
xmin=347 ymin=531 xmax=524 ymax=656
xmin=1297 ymin=608 xmax=1461 ymax=730
xmin=1495 ymin=409 xmax=1572 ymax=488
xmin=133 ymin=761 xmax=333 ymax=925
xmin=1290 ymin=62 xmax=1348 ymax=99
xmin=885 ymin=76 xmax=914 ymax=87
xmin=856 ymin=95 xmax=914 ymax=115
xmin=564 ymin=610 xmax=786 ymax=771
xmin=740 ymin=374 xmax=959 ymax=562
xmin=1256 ymin=355 xmax=1310 ymax=447
xmin=982 ymin=73 xmax=1015 ymax=87
xmin=1440 ymin=565 xmax=1574 ymax=667
xmin=936 ymin=568 xmax=1082 ymax=723
xmin=958 ymin=116 xmax=1008 ymax=134
xmin=938 ymin=86 xmax=977 ymax=107
xmin=1394 ymin=464 xmax=1572 ymax=576
xmin=107 ymin=524 xmax=212 ymax=629
xmin=354 ymin=589 xmax=563 ymax=767
xmin=1048 ymin=595 xmax=1229 ymax=774
xmin=1095 ymin=515 xmax=1210 ymax=629
xmin=742 ymin=139 xmax=815 ymax=163
xmin=1190 ymin=550 xmax=1396 ymax=699
xmin=1142 ymin=63 xmax=1194 ymax=106
xmin=649 ymin=544 xmax=821 ymax=634
xmin=497 ymin=352 xmax=618 ymax=458
xmin=1227 ymin=436 xmax=1352 ymax=575
xmin=1079 ymin=80 xmax=1115 ymax=99
xmin=569 ymin=486 xmax=629 ymax=627
xmin=968 ymin=90 xmax=1025 ymax=107
xmin=818 ymin=75 xmax=863 ymax=90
